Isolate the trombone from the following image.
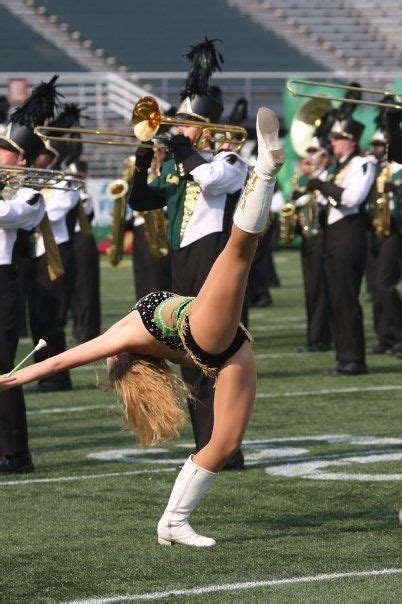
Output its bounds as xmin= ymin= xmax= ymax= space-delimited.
xmin=0 ymin=165 xmax=85 ymax=191
xmin=287 ymin=79 xmax=402 ymax=110
xmin=34 ymin=95 xmax=248 ymax=152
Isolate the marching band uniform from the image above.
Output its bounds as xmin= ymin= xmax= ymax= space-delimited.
xmin=294 ymin=151 xmax=331 ymax=352
xmin=132 ymin=213 xmax=171 ymax=300
xmin=32 ymin=178 xmax=80 ymax=389
xmin=69 ymin=162 xmax=101 ymax=343
xmin=307 ymin=118 xmax=375 ymax=375
xmin=0 ymin=76 xmax=60 ymax=472
xmin=248 ymin=187 xmax=283 ymax=307
xmin=129 ymin=38 xmax=248 ymax=466
xmin=366 ymin=132 xmax=402 ymax=356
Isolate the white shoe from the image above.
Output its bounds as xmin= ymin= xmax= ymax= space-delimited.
xmin=255 ymin=107 xmax=285 ymax=177
xmin=157 ymin=456 xmax=217 ymax=547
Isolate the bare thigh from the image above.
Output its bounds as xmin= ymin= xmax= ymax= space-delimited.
xmin=193 ymin=341 xmax=257 ymax=473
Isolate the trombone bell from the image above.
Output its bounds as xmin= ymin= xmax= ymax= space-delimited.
xmin=131 ymin=96 xmax=161 ymax=141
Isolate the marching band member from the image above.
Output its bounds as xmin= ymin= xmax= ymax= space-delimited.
xmin=31 ymin=104 xmax=82 ymax=391
xmin=128 ymin=39 xmax=249 ymax=469
xmin=131 ymin=147 xmax=171 ymax=300
xmin=294 ymin=144 xmax=332 ymax=353
xmin=306 ymin=117 xmax=375 ymax=376
xmin=0 ymin=76 xmax=59 ymax=473
xmin=0 ymin=106 xmax=284 ymax=545
xmin=68 ymin=159 xmax=101 ymax=343
xmin=366 ymin=129 xmax=402 ymax=357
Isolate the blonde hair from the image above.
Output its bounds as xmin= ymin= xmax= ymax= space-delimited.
xmin=108 ymin=353 xmax=190 ymax=447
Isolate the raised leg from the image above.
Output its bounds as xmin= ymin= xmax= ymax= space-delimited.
xmin=189 ymin=107 xmax=284 ymax=354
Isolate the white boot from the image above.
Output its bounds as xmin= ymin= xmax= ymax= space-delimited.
xmin=233 ymin=107 xmax=285 ymax=234
xmin=157 ymin=455 xmax=217 ymax=547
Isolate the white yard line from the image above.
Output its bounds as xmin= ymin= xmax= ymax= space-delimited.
xmin=65 ymin=568 xmax=402 ymax=603
xmin=256 ymin=385 xmax=402 ymax=399
xmin=0 ymin=468 xmax=175 ymax=488
xmin=27 ymin=405 xmax=113 ymax=416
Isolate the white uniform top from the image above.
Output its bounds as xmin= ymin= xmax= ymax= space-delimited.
xmin=296 ymin=168 xmax=328 ymax=208
xmin=180 ymin=150 xmax=248 ymax=248
xmin=75 ymin=191 xmax=93 ymax=233
xmin=271 ymin=190 xmax=285 ymax=213
xmin=0 ymin=187 xmax=45 ymax=265
xmin=35 ymin=181 xmax=80 ymax=257
xmin=324 ymin=156 xmax=375 ymax=226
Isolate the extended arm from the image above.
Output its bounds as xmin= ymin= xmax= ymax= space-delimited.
xmin=0 ymin=314 xmax=141 ymax=390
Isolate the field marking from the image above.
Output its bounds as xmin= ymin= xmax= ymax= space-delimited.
xmin=65 ymin=568 xmax=402 ymax=603
xmin=27 ymin=404 xmax=114 ymax=416
xmin=256 ymin=385 xmax=402 ymax=398
xmin=266 ymin=451 xmax=402 ymax=482
xmin=0 ymin=468 xmax=175 ymax=488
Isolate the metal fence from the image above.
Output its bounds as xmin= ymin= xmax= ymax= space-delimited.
xmin=1 ymin=71 xmax=399 ymax=176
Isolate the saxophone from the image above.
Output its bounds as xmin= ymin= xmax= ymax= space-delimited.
xmin=108 ymin=156 xmax=136 ymax=266
xmin=137 ymin=152 xmax=169 ymax=260
xmin=280 ymin=169 xmax=298 ymax=244
xmin=297 ymin=152 xmax=327 ymax=238
xmin=373 ymin=164 xmax=392 ymax=239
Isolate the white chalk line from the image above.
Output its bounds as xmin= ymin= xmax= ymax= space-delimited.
xmin=65 ymin=568 xmax=402 ymax=603
xmin=26 ymin=385 xmax=402 ymax=417
xmin=256 ymin=385 xmax=402 ymax=399
xmin=0 ymin=467 xmax=175 ymax=488
xmin=27 ymin=404 xmax=114 ymax=416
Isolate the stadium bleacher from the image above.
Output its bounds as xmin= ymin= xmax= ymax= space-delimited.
xmin=0 ymin=5 xmax=83 ymax=71
xmin=38 ymin=0 xmax=324 ymax=71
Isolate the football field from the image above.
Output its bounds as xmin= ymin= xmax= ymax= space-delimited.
xmin=1 ymin=250 xmax=401 ymax=602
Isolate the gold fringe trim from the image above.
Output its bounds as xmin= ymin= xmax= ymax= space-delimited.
xmin=177 ymin=304 xmax=253 ymax=379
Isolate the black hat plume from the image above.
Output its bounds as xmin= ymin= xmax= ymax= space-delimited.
xmin=11 ymin=75 xmax=62 ymax=127
xmin=181 ymin=36 xmax=224 ymax=100
xmin=50 ymin=102 xmax=84 ymax=128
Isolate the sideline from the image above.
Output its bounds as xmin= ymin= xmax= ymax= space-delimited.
xmin=256 ymin=385 xmax=402 ymax=398
xmin=0 ymin=468 xmax=175 ymax=488
xmin=65 ymin=568 xmax=402 ymax=603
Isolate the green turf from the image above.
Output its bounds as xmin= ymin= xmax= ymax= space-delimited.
xmin=1 ymin=251 xmax=401 ymax=602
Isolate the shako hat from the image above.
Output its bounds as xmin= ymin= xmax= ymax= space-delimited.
xmin=176 ymin=37 xmax=224 ymax=124
xmin=0 ymin=75 xmax=61 ymax=165
xmin=330 ymin=116 xmax=364 ymax=142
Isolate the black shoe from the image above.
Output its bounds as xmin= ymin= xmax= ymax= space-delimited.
xmin=367 ymin=344 xmax=389 ymax=355
xmin=296 ymin=343 xmax=330 ymax=353
xmin=38 ymin=380 xmax=72 ymax=392
xmin=326 ymin=362 xmax=368 ymax=377
xmin=250 ymin=293 xmax=273 ymax=308
xmin=222 ymin=449 xmax=245 ymax=471
xmin=0 ymin=451 xmax=34 ymax=474
xmin=387 ymin=342 xmax=402 ymax=357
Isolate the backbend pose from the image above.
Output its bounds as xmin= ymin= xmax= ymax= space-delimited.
xmin=0 ymin=108 xmax=284 ymax=547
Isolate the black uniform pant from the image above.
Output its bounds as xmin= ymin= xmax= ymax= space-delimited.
xmin=172 ymin=232 xmax=248 ymax=454
xmin=31 ymin=242 xmax=75 ymax=386
xmin=324 ymin=214 xmax=367 ymax=366
xmin=301 ymin=232 xmax=331 ymax=347
xmin=132 ymin=224 xmax=171 ymax=301
xmin=70 ymin=232 xmax=101 ymax=343
xmin=370 ymin=231 xmax=402 ymax=346
xmin=0 ymin=266 xmax=29 ymax=456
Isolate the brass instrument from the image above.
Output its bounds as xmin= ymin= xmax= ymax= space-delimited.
xmin=34 ymin=95 xmax=247 ymax=152
xmin=290 ymin=97 xmax=333 ymax=157
xmin=297 ymin=151 xmax=327 ymax=238
xmin=108 ymin=158 xmax=136 ymax=266
xmin=0 ymin=165 xmax=84 ymax=192
xmin=138 ymin=152 xmax=169 ymax=261
xmin=280 ymin=170 xmax=299 ymax=244
xmin=373 ymin=164 xmax=392 ymax=238
xmin=287 ymin=80 xmax=402 ymax=110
